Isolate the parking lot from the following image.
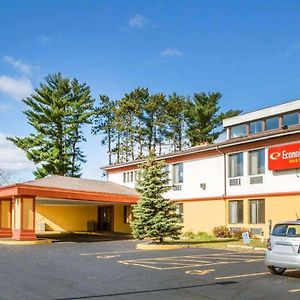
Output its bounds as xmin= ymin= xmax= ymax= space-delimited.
xmin=1 ymin=240 xmax=300 ymax=299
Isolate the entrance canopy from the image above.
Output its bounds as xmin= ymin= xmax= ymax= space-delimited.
xmin=0 ymin=176 xmax=139 ymax=240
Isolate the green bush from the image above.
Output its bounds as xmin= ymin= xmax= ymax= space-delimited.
xmin=195 ymin=231 xmax=214 ymax=241
xmin=232 ymin=228 xmax=253 ymax=240
xmin=212 ymin=226 xmax=233 ymax=238
xmin=182 ymin=230 xmax=196 ymax=239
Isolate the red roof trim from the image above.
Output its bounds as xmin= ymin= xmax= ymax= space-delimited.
xmin=0 ymin=184 xmax=138 ymax=204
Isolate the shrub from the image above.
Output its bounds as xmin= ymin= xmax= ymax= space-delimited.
xmin=182 ymin=231 xmax=196 ymax=239
xmin=232 ymin=228 xmax=254 ymax=240
xmin=213 ymin=226 xmax=232 ymax=238
xmin=196 ymin=231 xmax=214 ymax=241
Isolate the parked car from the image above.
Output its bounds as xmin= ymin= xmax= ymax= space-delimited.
xmin=265 ymin=220 xmax=300 ymax=275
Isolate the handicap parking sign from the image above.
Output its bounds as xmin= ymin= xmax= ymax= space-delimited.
xmin=242 ymin=232 xmax=251 ymax=244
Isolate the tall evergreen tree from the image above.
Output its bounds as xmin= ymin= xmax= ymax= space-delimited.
xmin=165 ymin=93 xmax=187 ymax=152
xmin=131 ymin=152 xmax=182 ymax=242
xmin=185 ymin=92 xmax=241 ymax=146
xmin=8 ymin=73 xmax=94 ymax=178
xmin=92 ymin=95 xmax=116 ymax=165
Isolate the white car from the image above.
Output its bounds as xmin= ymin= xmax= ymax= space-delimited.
xmin=265 ymin=221 xmax=300 ymax=275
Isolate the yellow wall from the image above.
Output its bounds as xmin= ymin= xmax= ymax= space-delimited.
xmin=1 ymin=200 xmax=11 ymax=228
xmin=182 ymin=200 xmax=226 ymax=233
xmin=113 ymin=204 xmax=132 ymax=233
xmin=225 ymin=195 xmax=300 ymax=237
xmin=22 ymin=198 xmax=34 ymax=230
xmin=36 ymin=205 xmax=97 ymax=232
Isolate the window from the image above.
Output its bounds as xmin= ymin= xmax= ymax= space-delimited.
xmin=283 ymin=112 xmax=299 ymax=127
xmin=249 ymin=120 xmax=262 ymax=134
xmin=123 ymin=171 xmax=138 ymax=183
xmin=123 ymin=205 xmax=132 ymax=224
xmin=249 ymin=149 xmax=265 ymax=175
xmin=173 ymin=163 xmax=183 ymax=184
xmin=230 ymin=124 xmax=247 ymax=138
xmin=229 ymin=201 xmax=243 ymax=224
xmin=249 ymin=199 xmax=265 ymax=224
xmin=266 ymin=116 xmax=279 ymax=131
xmin=176 ymin=203 xmax=184 ymax=223
xmin=229 ymin=153 xmax=243 ymax=178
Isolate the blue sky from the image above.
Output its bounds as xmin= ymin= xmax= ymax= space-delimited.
xmin=1 ymin=0 xmax=300 ymax=180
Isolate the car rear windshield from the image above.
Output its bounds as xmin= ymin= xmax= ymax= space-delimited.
xmin=272 ymin=224 xmax=300 ymax=236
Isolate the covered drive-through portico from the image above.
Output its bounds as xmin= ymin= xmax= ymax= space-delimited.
xmin=0 ymin=176 xmax=138 ymax=241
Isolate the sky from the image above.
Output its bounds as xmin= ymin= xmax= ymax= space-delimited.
xmin=1 ymin=0 xmax=300 ymax=181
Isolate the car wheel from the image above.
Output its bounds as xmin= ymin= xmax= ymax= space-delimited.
xmin=267 ymin=266 xmax=286 ymax=275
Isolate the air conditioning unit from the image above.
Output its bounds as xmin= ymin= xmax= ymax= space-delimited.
xmin=250 ymin=176 xmax=263 ymax=184
xmin=229 ymin=178 xmax=241 ymax=186
xmin=172 ymin=184 xmax=182 ymax=191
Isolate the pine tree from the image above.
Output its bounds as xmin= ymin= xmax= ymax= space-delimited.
xmin=131 ymin=152 xmax=182 ymax=242
xmin=92 ymin=95 xmax=116 ymax=165
xmin=185 ymin=92 xmax=241 ymax=146
xmin=8 ymin=73 xmax=94 ymax=178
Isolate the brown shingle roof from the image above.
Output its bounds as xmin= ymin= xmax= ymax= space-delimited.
xmin=23 ymin=175 xmax=138 ymax=196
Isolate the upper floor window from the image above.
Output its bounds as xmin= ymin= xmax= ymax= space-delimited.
xmin=249 ymin=149 xmax=265 ymax=175
xmin=249 ymin=120 xmax=262 ymax=135
xmin=283 ymin=112 xmax=299 ymax=127
xmin=123 ymin=170 xmax=138 ymax=183
xmin=230 ymin=124 xmax=247 ymax=138
xmin=229 ymin=152 xmax=243 ymax=178
xmin=265 ymin=116 xmax=279 ymax=131
xmin=173 ymin=163 xmax=183 ymax=184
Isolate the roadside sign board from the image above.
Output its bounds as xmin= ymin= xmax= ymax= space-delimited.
xmin=242 ymin=232 xmax=251 ymax=244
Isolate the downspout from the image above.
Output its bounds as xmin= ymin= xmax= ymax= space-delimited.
xmin=216 ymin=145 xmax=227 ymax=227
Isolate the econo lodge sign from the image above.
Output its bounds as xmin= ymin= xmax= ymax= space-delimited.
xmin=268 ymin=143 xmax=300 ymax=171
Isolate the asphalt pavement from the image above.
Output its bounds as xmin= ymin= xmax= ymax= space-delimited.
xmin=1 ymin=239 xmax=300 ymax=300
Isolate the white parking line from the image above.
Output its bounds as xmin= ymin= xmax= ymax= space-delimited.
xmin=215 ymin=272 xmax=269 ymax=280
xmin=289 ymin=289 xmax=300 ymax=293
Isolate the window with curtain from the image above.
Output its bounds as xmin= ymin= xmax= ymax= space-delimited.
xmin=229 ymin=153 xmax=243 ymax=178
xmin=249 ymin=199 xmax=265 ymax=224
xmin=173 ymin=163 xmax=183 ymax=184
xmin=229 ymin=200 xmax=243 ymax=224
xmin=249 ymin=149 xmax=265 ymax=175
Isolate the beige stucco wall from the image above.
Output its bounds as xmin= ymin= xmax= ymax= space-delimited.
xmin=181 ymin=199 xmax=226 ymax=233
xmin=36 ymin=205 xmax=97 ymax=232
xmin=113 ymin=204 xmax=132 ymax=233
xmin=225 ymin=195 xmax=300 ymax=237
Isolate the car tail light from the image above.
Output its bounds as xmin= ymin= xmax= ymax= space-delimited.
xmin=267 ymin=238 xmax=271 ymax=251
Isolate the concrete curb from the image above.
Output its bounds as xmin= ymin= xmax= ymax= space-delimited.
xmin=226 ymin=244 xmax=266 ymax=252
xmin=0 ymin=239 xmax=53 ymax=245
xmin=137 ymin=243 xmax=192 ymax=250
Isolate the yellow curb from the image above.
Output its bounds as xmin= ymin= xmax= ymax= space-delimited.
xmin=0 ymin=239 xmax=53 ymax=245
xmin=137 ymin=243 xmax=192 ymax=250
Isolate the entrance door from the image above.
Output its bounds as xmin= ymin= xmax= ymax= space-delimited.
xmin=98 ymin=206 xmax=113 ymax=231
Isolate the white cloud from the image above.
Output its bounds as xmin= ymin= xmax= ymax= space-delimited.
xmin=0 ymin=133 xmax=35 ymax=172
xmin=129 ymin=14 xmax=149 ymax=28
xmin=3 ymin=56 xmax=32 ymax=75
xmin=160 ymin=48 xmax=183 ymax=57
xmin=0 ymin=76 xmax=33 ymax=101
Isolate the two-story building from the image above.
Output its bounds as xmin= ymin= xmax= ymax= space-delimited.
xmin=105 ymin=99 xmax=300 ymax=237
xmin=1 ymin=98 xmax=300 ymax=241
